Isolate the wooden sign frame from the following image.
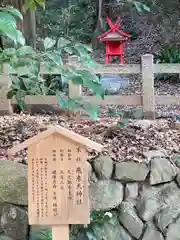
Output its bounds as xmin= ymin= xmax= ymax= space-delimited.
xmin=8 ymin=126 xmax=103 ymax=240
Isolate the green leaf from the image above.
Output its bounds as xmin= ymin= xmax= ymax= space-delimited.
xmin=81 ymin=44 xmax=93 ymax=53
xmin=86 ymin=231 xmax=97 ymax=240
xmin=66 ymin=99 xmax=78 ymax=111
xmin=46 ymin=52 xmax=63 ymax=66
xmin=14 ymin=90 xmax=25 ymax=110
xmin=0 ymin=64 xmax=3 ymax=73
xmin=1 ymin=7 xmax=23 ymax=20
xmin=0 ymin=11 xmax=16 ymax=24
xmin=16 ymin=30 xmax=25 ymax=45
xmin=16 ymin=46 xmax=35 ymax=56
xmin=74 ymin=44 xmax=90 ymax=58
xmin=82 ymin=59 xmax=97 ymax=68
xmin=133 ymin=1 xmax=150 ymax=13
xmin=69 ymin=69 xmax=103 ymax=97
xmin=4 ymin=28 xmax=25 ymax=45
xmin=0 ymin=18 xmax=16 ymax=31
xmin=119 ymin=118 xmax=129 ymax=129
xmin=86 ymin=104 xmax=99 ymax=119
xmin=43 ymin=61 xmax=53 ymax=73
xmin=72 ymin=69 xmax=104 ymax=97
xmin=107 ymin=109 xmax=118 ymax=117
xmin=18 ymin=102 xmax=25 ymax=110
xmin=12 ymin=77 xmax=22 ymax=90
xmin=132 ymin=108 xmax=143 ymax=119
xmin=142 ymin=4 xmax=150 ymax=12
xmin=44 ymin=37 xmax=56 ymax=50
xmin=21 ymin=77 xmax=35 ymax=91
xmin=56 ymin=92 xmax=68 ymax=108
xmin=23 ymin=0 xmax=36 ymax=9
xmin=15 ymin=30 xmax=25 ymax=45
xmin=134 ymin=2 xmax=143 ymax=12
xmin=75 ymin=69 xmax=100 ymax=83
xmin=85 ymin=81 xmax=104 ymax=97
xmin=24 ymin=0 xmax=44 ymax=9
xmin=61 ymin=75 xmax=68 ymax=85
xmin=2 ymin=48 xmax=16 ymax=57
xmin=11 ymin=58 xmax=37 ymax=75
xmin=70 ymin=75 xmax=83 ymax=85
xmin=57 ymin=37 xmax=71 ymax=49
xmin=63 ymin=46 xmax=74 ymax=54
xmin=40 ymin=84 xmax=48 ymax=95
xmin=6 ymin=89 xmax=16 ymax=99
xmin=35 ymin=0 xmax=45 ymax=9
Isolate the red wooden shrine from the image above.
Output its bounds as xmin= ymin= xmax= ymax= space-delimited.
xmin=97 ymin=16 xmax=130 ymax=64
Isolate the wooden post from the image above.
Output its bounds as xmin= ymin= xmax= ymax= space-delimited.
xmin=0 ymin=64 xmax=13 ymax=115
xmin=141 ymin=54 xmax=155 ymax=120
xmin=52 ymin=225 xmax=69 ymax=240
xmin=68 ymin=56 xmax=82 ymax=99
xmin=0 ymin=87 xmax=13 ymax=115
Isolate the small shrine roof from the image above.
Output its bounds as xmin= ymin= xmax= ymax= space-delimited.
xmin=97 ymin=16 xmax=130 ymax=41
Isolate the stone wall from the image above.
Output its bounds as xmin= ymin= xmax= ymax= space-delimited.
xmin=88 ymin=151 xmax=180 ymax=240
xmin=0 ymin=151 xmax=180 ymax=240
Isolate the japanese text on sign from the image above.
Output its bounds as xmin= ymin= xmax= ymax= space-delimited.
xmin=32 ymin=158 xmax=35 ymax=202
xmin=76 ymin=147 xmax=81 ymax=162
xmin=60 ymin=170 xmax=64 ymax=190
xmin=52 ymin=149 xmax=56 ymax=162
xmin=68 ymin=149 xmax=72 ymax=161
xmin=40 ymin=158 xmax=44 ymax=218
xmin=67 ymin=170 xmax=73 ymax=200
xmin=60 ymin=149 xmax=64 ymax=161
xmin=44 ymin=158 xmax=48 ymax=217
xmin=35 ymin=158 xmax=40 ymax=218
xmin=76 ymin=167 xmax=84 ymax=204
xmin=52 ymin=170 xmax=58 ymax=216
xmin=26 ymin=130 xmax=94 ymax=225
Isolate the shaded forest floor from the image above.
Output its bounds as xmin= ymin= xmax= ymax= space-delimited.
xmin=1 ymin=114 xmax=179 ymax=163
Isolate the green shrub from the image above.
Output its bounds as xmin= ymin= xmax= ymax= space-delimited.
xmin=1 ymin=36 xmax=105 ymax=119
xmin=155 ymin=43 xmax=180 ymax=63
xmin=155 ymin=43 xmax=180 ymax=81
xmin=30 ymin=210 xmax=113 ymax=240
xmin=0 ymin=6 xmax=25 ymax=47
xmin=36 ymin=0 xmax=95 ymax=44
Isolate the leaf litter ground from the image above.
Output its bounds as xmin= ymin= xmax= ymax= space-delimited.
xmin=0 ymin=112 xmax=179 ymax=163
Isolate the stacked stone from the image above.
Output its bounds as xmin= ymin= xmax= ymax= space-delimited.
xmin=0 ymin=151 xmax=180 ymax=240
xmin=89 ymin=151 xmax=180 ymax=240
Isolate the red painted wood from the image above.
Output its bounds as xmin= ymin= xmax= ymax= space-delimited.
xmin=97 ymin=16 xmax=130 ymax=64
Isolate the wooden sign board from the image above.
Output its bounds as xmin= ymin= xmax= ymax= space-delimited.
xmin=8 ymin=126 xmax=103 ymax=229
xmin=28 ymin=133 xmax=89 ymax=225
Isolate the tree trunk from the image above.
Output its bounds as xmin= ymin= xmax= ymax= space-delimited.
xmin=23 ymin=8 xmax=36 ymax=48
xmin=91 ymin=0 xmax=103 ymax=49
